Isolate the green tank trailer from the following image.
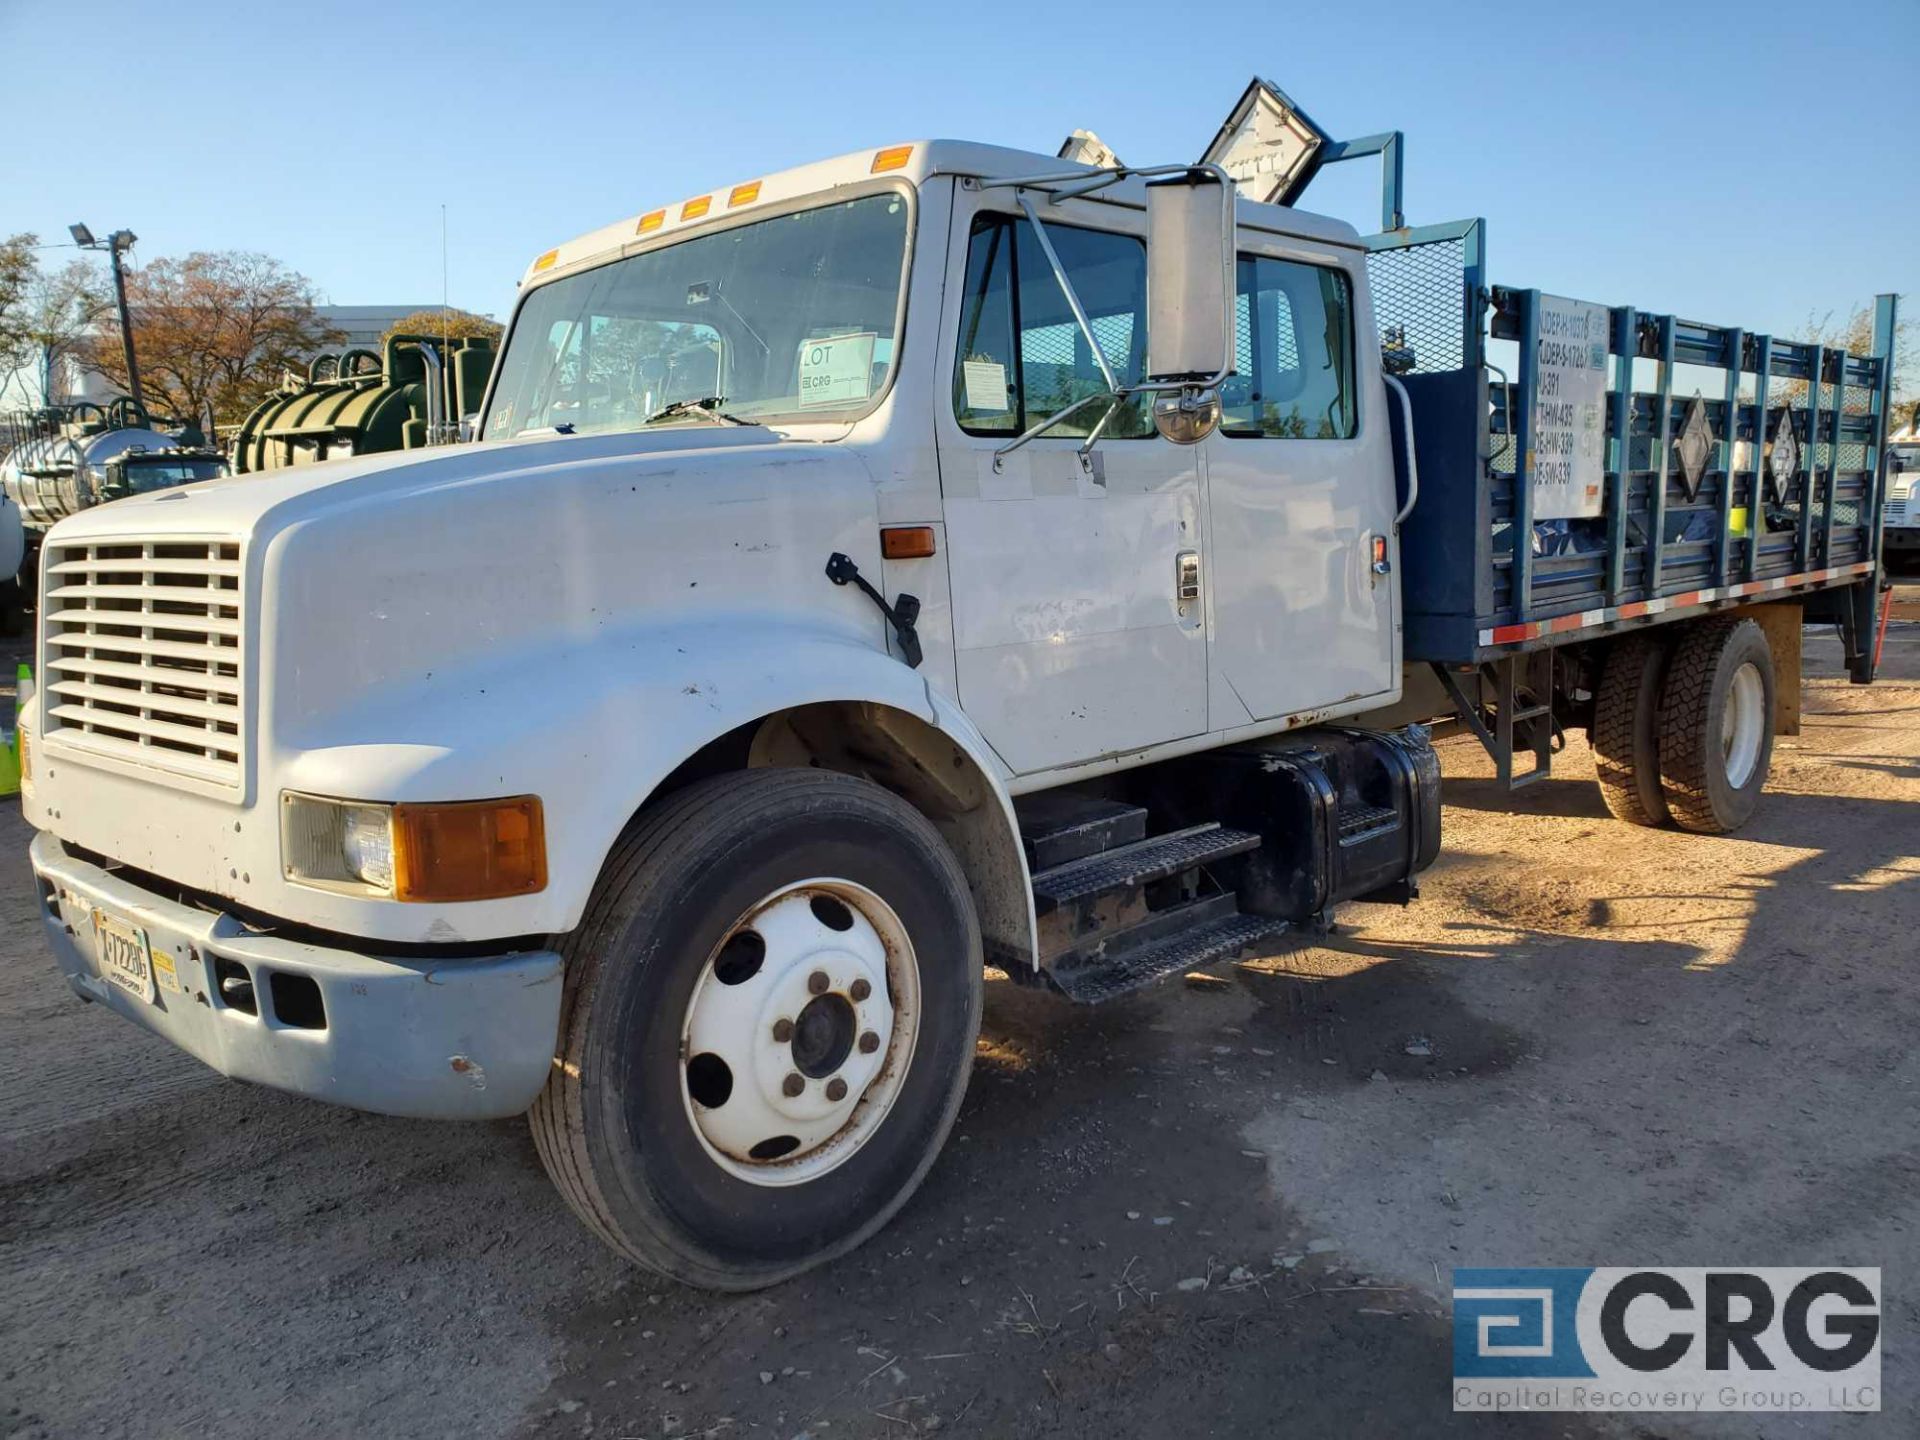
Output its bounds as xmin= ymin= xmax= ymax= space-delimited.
xmin=231 ymin=333 xmax=496 ymax=473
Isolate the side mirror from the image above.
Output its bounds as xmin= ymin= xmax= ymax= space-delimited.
xmin=1152 ymin=389 xmax=1222 ymax=445
xmin=1145 ymin=169 xmax=1233 ymax=384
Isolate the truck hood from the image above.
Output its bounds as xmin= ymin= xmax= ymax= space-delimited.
xmin=42 ymin=424 xmax=887 ymax=774
xmin=44 ymin=425 xmax=830 ymax=544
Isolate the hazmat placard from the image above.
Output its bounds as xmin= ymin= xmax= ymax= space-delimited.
xmin=1531 ymin=295 xmax=1609 ymax=520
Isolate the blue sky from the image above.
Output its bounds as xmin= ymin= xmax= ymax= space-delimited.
xmin=6 ymin=0 xmax=1916 ymax=361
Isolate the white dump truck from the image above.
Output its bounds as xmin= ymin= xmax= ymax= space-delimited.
xmin=20 ymin=91 xmax=1901 ymax=1290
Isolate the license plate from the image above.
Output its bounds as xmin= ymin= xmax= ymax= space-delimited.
xmin=93 ymin=909 xmax=156 ymax=1005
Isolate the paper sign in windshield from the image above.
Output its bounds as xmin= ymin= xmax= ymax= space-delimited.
xmin=1531 ymin=295 xmax=1609 ymax=520
xmin=962 ymin=359 xmax=1010 ymax=413
xmin=798 ymin=333 xmax=877 ymax=409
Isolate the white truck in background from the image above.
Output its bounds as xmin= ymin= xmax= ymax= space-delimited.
xmin=18 ymin=86 xmax=1901 ymax=1290
xmin=1886 ymin=404 xmax=1919 ymax=565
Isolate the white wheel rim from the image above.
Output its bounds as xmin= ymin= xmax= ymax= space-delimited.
xmin=679 ymin=879 xmax=921 ymax=1187
xmin=1722 ymin=661 xmax=1766 ymax=789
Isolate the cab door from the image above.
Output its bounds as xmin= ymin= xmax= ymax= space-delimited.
xmin=1199 ymin=241 xmax=1398 ymax=725
xmin=933 ymin=192 xmax=1207 ymax=777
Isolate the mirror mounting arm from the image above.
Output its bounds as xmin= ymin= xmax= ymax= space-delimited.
xmin=1016 ymin=193 xmax=1120 ymax=395
xmin=990 ymin=392 xmax=1115 ymax=471
xmin=976 ymin=161 xmax=1240 ymax=468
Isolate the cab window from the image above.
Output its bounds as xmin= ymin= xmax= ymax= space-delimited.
xmin=953 ymin=215 xmax=1151 ymax=438
xmin=1222 ymin=254 xmax=1357 ymax=440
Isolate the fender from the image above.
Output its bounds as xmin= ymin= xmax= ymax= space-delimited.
xmin=275 ymin=618 xmax=1038 ymax=960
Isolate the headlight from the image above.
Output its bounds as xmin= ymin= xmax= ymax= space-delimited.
xmin=281 ymin=793 xmax=546 ymax=902
xmin=341 ymin=805 xmax=395 ymax=890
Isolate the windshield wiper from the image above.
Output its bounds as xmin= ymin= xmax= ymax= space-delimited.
xmin=644 ymin=396 xmax=748 ymax=427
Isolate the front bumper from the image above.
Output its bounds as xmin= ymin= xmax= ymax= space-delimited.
xmin=30 ymin=832 xmax=564 ymax=1120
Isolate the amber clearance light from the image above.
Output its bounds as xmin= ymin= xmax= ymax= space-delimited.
xmin=392 ymin=797 xmax=547 ymax=902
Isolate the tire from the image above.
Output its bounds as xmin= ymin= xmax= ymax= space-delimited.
xmin=1657 ymin=616 xmax=1776 ymax=834
xmin=530 ymin=768 xmax=983 ymax=1290
xmin=0 ymin=577 xmax=22 ymax=639
xmin=1592 ymin=633 xmax=1671 ymax=827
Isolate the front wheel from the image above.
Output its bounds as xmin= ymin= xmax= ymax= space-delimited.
xmin=531 ymin=768 xmax=983 ymax=1290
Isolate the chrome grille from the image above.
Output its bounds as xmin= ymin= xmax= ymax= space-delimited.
xmin=41 ymin=537 xmax=245 ymax=788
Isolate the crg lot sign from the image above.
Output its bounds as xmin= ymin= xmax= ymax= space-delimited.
xmin=1453 ymin=1268 xmax=1880 ymax=1413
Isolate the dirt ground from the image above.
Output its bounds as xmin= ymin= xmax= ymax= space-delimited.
xmin=2 ymin=585 xmax=1916 ymax=1440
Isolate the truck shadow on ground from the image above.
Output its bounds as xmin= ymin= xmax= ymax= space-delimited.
xmin=515 ymin=922 xmax=1666 ymax=1440
xmin=1441 ymin=773 xmax=1920 ymax=975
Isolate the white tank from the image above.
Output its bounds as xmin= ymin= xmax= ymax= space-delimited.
xmin=0 ymin=427 xmax=179 ymax=527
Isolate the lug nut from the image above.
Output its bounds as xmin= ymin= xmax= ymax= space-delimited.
xmin=782 ymin=1072 xmax=804 ymax=1098
xmin=859 ymin=1030 xmax=881 ymax=1054
xmin=825 ymin=1077 xmax=848 ymax=1102
xmin=850 ymin=977 xmax=872 ymax=1002
xmin=807 ymin=970 xmax=830 ymax=995
xmin=772 ymin=1018 xmax=794 ymax=1043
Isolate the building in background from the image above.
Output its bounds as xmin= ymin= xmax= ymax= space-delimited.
xmin=313 ymin=305 xmax=440 ymax=352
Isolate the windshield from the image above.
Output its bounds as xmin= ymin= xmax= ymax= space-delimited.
xmin=120 ymin=458 xmax=225 ymax=492
xmin=484 ymin=192 xmax=910 ymax=440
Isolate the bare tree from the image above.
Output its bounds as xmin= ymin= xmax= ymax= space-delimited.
xmin=0 ymin=233 xmax=43 ymax=391
xmin=1774 ymin=305 xmax=1915 ymax=415
xmin=0 ymin=258 xmax=107 ymax=407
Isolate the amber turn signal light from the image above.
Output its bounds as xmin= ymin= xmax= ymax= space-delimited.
xmin=880 ymin=525 xmax=937 ymax=560
xmin=392 ymin=797 xmax=547 ymax=903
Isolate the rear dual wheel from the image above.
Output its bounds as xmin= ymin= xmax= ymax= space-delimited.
xmin=1593 ymin=633 xmax=1671 ymax=827
xmin=1658 ymin=617 xmax=1776 ymax=834
xmin=1590 ymin=617 xmax=1776 ymax=835
xmin=531 ymin=768 xmax=982 ymax=1291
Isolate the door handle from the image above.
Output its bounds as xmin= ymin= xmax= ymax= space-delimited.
xmin=1175 ymin=550 xmax=1201 ymax=603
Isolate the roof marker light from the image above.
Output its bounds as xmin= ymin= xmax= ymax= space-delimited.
xmin=681 ymin=196 xmax=712 ymax=220
xmin=871 ymin=145 xmax=913 ymax=174
xmin=729 ymin=181 xmax=761 ymax=207
xmin=532 ymin=249 xmax=559 ymax=272
xmin=636 ymin=209 xmax=665 ymax=234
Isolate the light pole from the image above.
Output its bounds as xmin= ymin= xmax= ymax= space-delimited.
xmin=69 ymin=223 xmax=144 ymax=415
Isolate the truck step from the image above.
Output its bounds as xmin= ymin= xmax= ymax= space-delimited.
xmin=1338 ymin=802 xmax=1401 ymax=844
xmin=1015 ymin=792 xmax=1147 ymax=870
xmin=1050 ymin=890 xmax=1241 ymax=969
xmin=1046 ymin=907 xmax=1292 ymax=1004
xmin=1030 ymin=822 xmax=1261 ymax=915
